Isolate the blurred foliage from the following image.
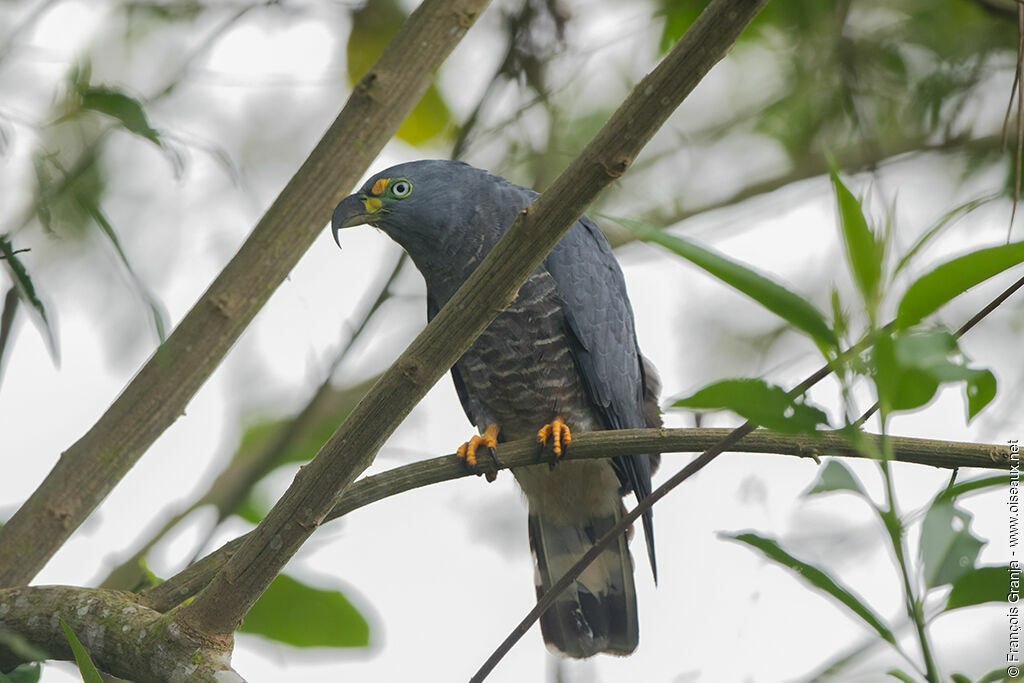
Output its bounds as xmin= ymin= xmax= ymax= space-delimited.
xmin=238 ymin=573 xmax=370 ymax=649
xmin=660 ymin=0 xmax=1014 ymax=162
xmin=347 ymin=0 xmax=453 ymax=145
xmin=0 ymin=235 xmax=55 ymax=364
xmin=0 ymin=663 xmax=41 ymax=683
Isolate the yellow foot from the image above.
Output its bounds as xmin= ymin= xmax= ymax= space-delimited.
xmin=456 ymin=423 xmax=501 ymax=481
xmin=536 ymin=416 xmax=571 ymax=468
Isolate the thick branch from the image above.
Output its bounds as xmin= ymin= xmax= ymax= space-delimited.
xmin=174 ymin=0 xmax=770 ymax=640
xmin=0 ymin=0 xmax=491 ymax=587
xmin=139 ymin=427 xmax=1009 ymax=613
xmin=0 ymin=586 xmax=239 ymax=681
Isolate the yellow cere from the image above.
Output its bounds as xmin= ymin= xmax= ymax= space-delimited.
xmin=371 ymin=177 xmax=389 ymax=195
xmin=363 ymin=196 xmax=383 ymax=214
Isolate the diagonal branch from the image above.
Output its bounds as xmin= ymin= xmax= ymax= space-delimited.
xmin=171 ymin=0 xmax=772 ymax=641
xmin=0 ymin=0 xmax=492 ymax=588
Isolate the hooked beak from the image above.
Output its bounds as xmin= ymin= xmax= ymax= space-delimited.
xmin=331 ymin=194 xmax=375 ymax=249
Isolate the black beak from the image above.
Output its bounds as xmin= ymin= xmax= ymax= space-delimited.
xmin=331 ymin=195 xmax=373 ymax=249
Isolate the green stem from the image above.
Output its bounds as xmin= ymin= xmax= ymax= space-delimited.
xmin=877 ymin=421 xmax=942 ymax=682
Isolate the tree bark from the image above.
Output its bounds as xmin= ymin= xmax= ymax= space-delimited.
xmin=0 ymin=0 xmax=492 ymax=588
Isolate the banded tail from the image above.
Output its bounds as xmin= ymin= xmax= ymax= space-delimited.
xmin=528 ymin=507 xmax=638 ymax=658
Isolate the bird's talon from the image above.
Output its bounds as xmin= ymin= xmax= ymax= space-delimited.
xmin=536 ymin=417 xmax=572 ymax=468
xmin=457 ymin=424 xmax=501 ymax=481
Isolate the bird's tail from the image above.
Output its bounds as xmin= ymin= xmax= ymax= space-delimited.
xmin=527 ymin=507 xmax=638 ymax=658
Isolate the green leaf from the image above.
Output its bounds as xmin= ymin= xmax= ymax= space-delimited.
xmin=886 ymin=669 xmax=919 ymax=683
xmin=60 ymin=619 xmax=103 ymax=683
xmin=804 ymin=460 xmax=869 ymax=498
xmin=894 ymin=194 xmax=998 ymax=276
xmin=0 ymin=663 xmax=41 ymax=683
xmin=945 ymin=566 xmax=1013 ymax=610
xmin=0 ymin=235 xmax=57 ymax=364
xmin=77 ymin=197 xmax=168 ymax=342
xmin=872 ymin=331 xmax=939 ymax=412
xmin=893 ymin=331 xmax=997 ymax=420
xmin=965 ymin=369 xmax=997 ymax=420
xmin=950 ymin=675 xmax=973 ymax=683
xmin=830 ymin=167 xmax=883 ymax=313
xmin=725 ymin=532 xmax=896 ymax=644
xmin=920 ymin=498 xmax=984 ymax=589
xmin=80 ymin=87 xmax=161 ymax=146
xmin=830 ymin=286 xmax=847 ymax=341
xmin=609 ymin=215 xmax=837 ymax=347
xmin=896 ymin=240 xmax=1024 ymax=328
xmin=872 ymin=329 xmax=997 ymax=419
xmin=238 ymin=574 xmax=370 ymax=648
xmin=937 ymin=475 xmax=1013 ymax=503
xmin=0 ymin=287 xmax=18 ymax=383
xmin=979 ymin=667 xmax=1014 ymax=682
xmin=673 ymin=378 xmax=830 ymax=434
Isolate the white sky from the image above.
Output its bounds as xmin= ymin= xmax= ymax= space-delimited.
xmin=0 ymin=1 xmax=1018 ymax=682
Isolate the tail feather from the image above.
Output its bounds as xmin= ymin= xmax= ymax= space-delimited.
xmin=528 ymin=508 xmax=638 ymax=658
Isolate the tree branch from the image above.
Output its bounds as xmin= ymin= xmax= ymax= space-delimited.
xmin=0 ymin=0 xmax=492 ymax=588
xmin=137 ymin=427 xmax=1010 ymax=613
xmin=0 ymin=586 xmax=240 ymax=682
xmin=171 ymin=0 xmax=771 ymax=641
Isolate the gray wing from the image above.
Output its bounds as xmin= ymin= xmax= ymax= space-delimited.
xmin=544 ymin=213 xmax=659 ymax=579
xmin=427 ymin=292 xmax=481 ymax=429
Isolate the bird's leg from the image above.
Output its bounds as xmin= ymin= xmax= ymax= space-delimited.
xmin=536 ymin=416 xmax=571 ymax=470
xmin=456 ymin=423 xmax=502 ymax=482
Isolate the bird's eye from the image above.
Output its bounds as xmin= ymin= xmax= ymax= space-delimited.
xmin=390 ymin=179 xmax=411 ymax=198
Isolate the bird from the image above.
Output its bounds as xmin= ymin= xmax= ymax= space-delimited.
xmin=332 ymin=159 xmax=660 ymax=659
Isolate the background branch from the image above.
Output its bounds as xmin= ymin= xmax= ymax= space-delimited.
xmin=0 ymin=0 xmax=492 ymax=588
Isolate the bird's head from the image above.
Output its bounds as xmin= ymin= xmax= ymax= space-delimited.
xmin=331 ymin=160 xmax=531 ymax=291
xmin=331 ymin=159 xmax=480 ymax=249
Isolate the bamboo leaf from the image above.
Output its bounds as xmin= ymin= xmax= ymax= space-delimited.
xmin=80 ymin=87 xmax=161 ymax=146
xmin=830 ymin=167 xmax=883 ymax=313
xmin=0 ymin=235 xmax=58 ymax=363
xmin=610 ymin=215 xmax=837 ymax=348
xmin=725 ymin=532 xmax=896 ymax=644
xmin=78 ymin=197 xmax=168 ymax=342
xmin=60 ymin=619 xmax=103 ymax=683
xmin=894 ymin=194 xmax=998 ymax=276
xmin=896 ymin=240 xmax=1024 ymax=328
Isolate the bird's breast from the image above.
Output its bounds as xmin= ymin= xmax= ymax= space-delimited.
xmin=456 ymin=270 xmax=599 ymax=440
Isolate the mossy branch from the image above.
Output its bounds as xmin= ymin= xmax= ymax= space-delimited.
xmin=0 ymin=586 xmax=239 ymax=682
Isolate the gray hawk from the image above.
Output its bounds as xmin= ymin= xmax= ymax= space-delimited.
xmin=332 ymin=160 xmax=661 ymax=659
